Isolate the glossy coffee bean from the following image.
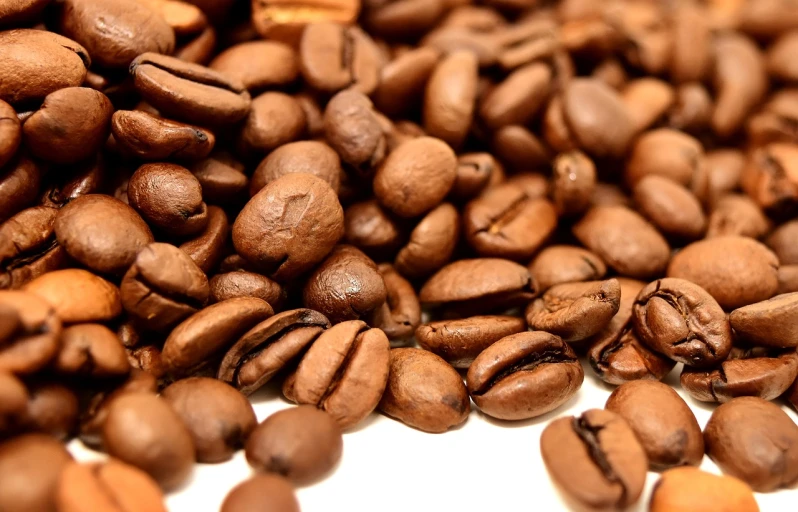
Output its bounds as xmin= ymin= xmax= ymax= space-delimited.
xmin=238 ymin=91 xmax=306 ymax=156
xmin=729 ymin=293 xmax=798 ymax=348
xmin=767 ymin=220 xmax=798 ymax=265
xmin=423 ymin=50 xmax=478 ymax=148
xmin=23 ymin=269 xmax=121 ymax=324
xmin=55 ymin=324 xmax=129 ymax=378
xmin=111 ymin=110 xmax=215 ymax=161
xmin=55 ymin=460 xmax=167 ymax=512
xmin=706 ymin=194 xmax=770 ymax=239
xmin=251 ymin=140 xmax=341 ymax=196
xmin=649 ymin=467 xmax=759 ymax=512
xmin=179 ymin=205 xmax=228 ymax=274
xmin=625 ymin=128 xmax=707 ymax=193
xmin=344 ymin=200 xmax=403 ymax=259
xmin=528 ymin=245 xmax=606 ymax=292
xmin=324 ymin=90 xmax=386 ymax=172
xmin=551 ymin=150 xmax=596 ymax=216
xmin=300 ymin=23 xmax=381 ymax=95
xmin=0 ymin=291 xmax=62 ymax=375
xmin=467 ymin=331 xmax=583 ymax=420
xmin=0 ymin=156 xmax=43 ymax=224
xmin=210 ymin=41 xmax=299 ymax=92
xmin=0 ymin=206 xmax=66 ymax=290
xmin=0 ymin=434 xmax=72 ymax=512
xmin=395 ymin=203 xmax=459 ymax=278
xmin=209 ymin=271 xmax=285 ymax=310
xmin=633 ymin=175 xmax=707 ymax=240
xmin=368 ymin=264 xmax=421 ymax=343
xmin=221 ymin=475 xmax=300 ymax=512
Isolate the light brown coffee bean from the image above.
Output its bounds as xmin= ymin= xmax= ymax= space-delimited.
xmin=55 ymin=324 xmax=129 ymax=378
xmin=0 ymin=157 xmax=43 ymax=223
xmin=649 ymin=467 xmax=759 ymax=512
xmin=210 ymin=41 xmax=298 ymax=91
xmin=0 ymin=291 xmax=62 ymax=375
xmin=706 ymin=194 xmax=770 ymax=239
xmin=373 ymin=47 xmax=441 ymax=117
xmin=767 ymin=220 xmax=798 ymax=265
xmin=730 ymin=293 xmax=798 ymax=348
xmin=0 ymin=206 xmax=67 ymax=290
xmin=368 ymin=264 xmax=421 ymax=343
xmin=423 ymin=50 xmax=479 ymax=148
xmin=0 ymin=434 xmax=72 ymax=512
xmin=251 ymin=140 xmax=341 ymax=196
xmin=190 ymin=157 xmax=248 ymax=205
xmin=323 ymin=90 xmax=387 ymax=173
xmin=221 ymin=475 xmax=300 ymax=512
xmin=111 ymin=110 xmax=214 ymax=161
xmin=395 ymin=203 xmax=459 ymax=278
xmin=23 ymin=269 xmax=121 ymax=324
xmin=209 ymin=271 xmax=285 ymax=310
xmin=625 ymin=128 xmax=707 ymax=193
xmin=529 ymin=245 xmax=606 ymax=292
xmin=179 ymin=205 xmax=228 ymax=274
xmin=479 ymin=62 xmax=551 ymax=130
xmin=633 ymin=175 xmax=707 ymax=240
xmin=238 ymin=91 xmax=306 ymax=156
xmin=621 ymin=78 xmax=674 ymax=133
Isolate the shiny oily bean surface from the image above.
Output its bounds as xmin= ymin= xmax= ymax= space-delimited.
xmin=729 ymin=292 xmax=798 ymax=348
xmin=0 ymin=291 xmax=62 ymax=375
xmin=23 ymin=269 xmax=121 ymax=324
xmin=467 ymin=331 xmax=583 ymax=421
xmin=649 ymin=467 xmax=759 ymax=512
xmin=190 ymin=157 xmax=248 ymax=205
xmin=368 ymin=264 xmax=421 ymax=343
xmin=0 ymin=206 xmax=66 ymax=290
xmin=0 ymin=157 xmax=43 ymax=223
xmin=111 ymin=110 xmax=214 ymax=162
xmin=300 ymin=23 xmax=381 ymax=95
xmin=250 ymin=140 xmax=341 ymax=196
xmin=209 ymin=271 xmax=284 ymax=310
xmin=606 ymin=380 xmax=703 ymax=469
xmin=324 ymin=90 xmax=386 ymax=172
xmin=210 ymin=41 xmax=299 ymax=92
xmin=706 ymin=194 xmax=770 ymax=239
xmin=528 ymin=245 xmax=606 ymax=292
xmin=179 ymin=205 xmax=228 ymax=274
xmin=551 ymin=150 xmax=596 ymax=216
xmin=395 ymin=203 xmax=459 ymax=278
xmin=423 ymin=50 xmax=479 ymax=148
xmin=633 ymin=175 xmax=707 ymax=240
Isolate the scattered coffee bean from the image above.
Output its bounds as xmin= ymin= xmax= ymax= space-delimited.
xmin=729 ymin=292 xmax=798 ymax=348
xmin=649 ymin=467 xmax=759 ymax=512
xmin=221 ymin=474 xmax=300 ymax=512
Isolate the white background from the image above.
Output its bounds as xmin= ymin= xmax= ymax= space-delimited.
xmin=70 ymin=359 xmax=798 ymax=511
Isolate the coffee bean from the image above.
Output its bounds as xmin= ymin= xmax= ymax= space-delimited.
xmin=379 ymin=347 xmax=470 ymax=433
xmin=111 ymin=110 xmax=215 ymax=161
xmin=55 ymin=459 xmax=167 ymax=512
xmin=705 ymin=149 xmax=745 ymax=203
xmin=0 ymin=100 xmax=20 ymax=169
xmin=0 ymin=206 xmax=67 ymax=290
xmin=0 ymin=291 xmax=62 ymax=375
xmin=0 ymin=0 xmax=50 ymax=26
xmin=492 ymin=125 xmax=550 ymax=171
xmin=40 ymin=157 xmax=106 ymax=209
xmin=0 ymin=434 xmax=72 ymax=512
xmin=221 ymin=474 xmax=300 ymax=512
xmin=706 ymin=194 xmax=770 ymax=239
xmin=22 ymin=382 xmax=78 ymax=441
xmin=587 ymin=320 xmax=675 ymax=386
xmin=209 ymin=271 xmax=285 ymax=310
xmin=55 ymin=324 xmax=129 ymax=378
xmin=102 ymin=393 xmax=195 ymax=491
xmin=233 ymin=173 xmax=344 ymax=282
xmin=416 ymin=315 xmax=526 ymax=369
xmin=324 ymin=89 xmax=387 ymax=173
xmin=633 ymin=175 xmax=707 ymax=240
xmin=423 ymin=51 xmax=479 ymax=148
xmin=704 ymin=396 xmax=798 ymax=491
xmin=0 ymin=371 xmax=27 ymax=434
xmin=467 ymin=331 xmax=583 ymax=420
xmin=292 ymin=320 xmax=390 ymax=428
xmin=300 ymin=23 xmax=381 ymax=95
xmin=162 ymin=377 xmax=257 ymax=463
xmin=251 ymin=140 xmax=341 ymax=196
xmin=606 ymin=380 xmax=703 ymax=469
xmin=373 ymin=47 xmax=440 ymax=117
xmin=650 ymin=466 xmax=759 ymax=512
xmin=712 ymin=33 xmax=767 ymax=138
xmin=54 ymin=195 xmax=154 ymax=276
xmin=625 ymin=128 xmax=707 ymax=193
xmin=767 ymin=220 xmax=798 ymax=264
xmin=480 ymin=62 xmax=551 ymax=130
xmin=395 ymin=203 xmax=459 ymax=278
xmin=621 ymin=78 xmax=674 ymax=133
xmin=23 ymin=269 xmax=121 ymax=324
xmin=238 ymin=91 xmax=306 ymax=156
xmin=667 ymin=236 xmax=779 ymax=309
xmin=245 ymin=406 xmax=342 ymax=485
xmin=190 ymin=157 xmax=248 ymax=205
xmin=368 ymin=264 xmax=421 ymax=343
xmin=345 ymin=200 xmax=404 ymax=260
xmin=528 ymin=245 xmax=607 ymax=292
xmin=450 ymin=152 xmax=496 ymax=201
xmin=210 ymin=41 xmax=299 ymax=92
xmin=551 ymin=150 xmax=596 ymax=216
xmin=179 ymin=205 xmax=229 ymax=274
xmin=730 ymin=292 xmax=798 ymax=348
xmin=778 ymin=265 xmax=798 ymax=294
xmin=0 ymin=156 xmax=45 ymax=223
xmin=540 ymin=409 xmax=648 ymax=511
xmin=217 ymin=309 xmax=330 ymax=394
xmin=742 ymin=143 xmax=798 ymax=216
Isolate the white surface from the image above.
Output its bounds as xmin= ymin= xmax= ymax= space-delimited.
xmin=69 ymin=359 xmax=798 ymax=511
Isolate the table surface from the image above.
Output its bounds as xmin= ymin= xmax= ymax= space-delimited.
xmin=69 ymin=359 xmax=798 ymax=511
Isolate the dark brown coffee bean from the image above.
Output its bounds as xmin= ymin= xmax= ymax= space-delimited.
xmin=221 ymin=474 xmax=300 ymax=512
xmin=233 ymin=173 xmax=344 ymax=282
xmin=292 ymin=320 xmax=390 ymax=429
xmin=528 ymin=245 xmax=606 ymax=293
xmin=179 ymin=205 xmax=229 ymax=274
xmin=0 ymin=206 xmax=66 ymax=290
xmin=649 ymin=467 xmax=759 ymax=512
xmin=102 ymin=393 xmax=195 ymax=491
xmin=0 ymin=371 xmax=27 ymax=434
xmin=423 ymin=50 xmax=478 ymax=148
xmin=706 ymin=194 xmax=770 ymax=239
xmin=246 ymin=406 xmax=342 ymax=485
xmin=344 ymin=200 xmax=404 ymax=259
xmin=238 ymin=92 xmax=306 ymax=156
xmin=251 ymin=140 xmax=341 ymax=196
xmin=55 ymin=323 xmax=129 ymax=378
xmin=130 ymin=52 xmax=251 ymax=126
xmin=324 ymin=89 xmax=387 ymax=173
xmin=0 ymin=30 xmax=89 ymax=105
xmin=0 ymin=156 xmax=44 ymax=223
xmin=625 ymin=128 xmax=707 ymax=193
xmin=39 ymin=156 xmax=105 ymax=209
xmin=365 ymin=0 xmax=444 ymax=39
xmin=467 ymin=331 xmax=583 ymax=420
xmin=633 ymin=278 xmax=732 ymax=367
xmin=0 ymin=291 xmax=61 ymax=375
xmin=450 ymin=152 xmax=496 ymax=201
xmin=300 ymin=23 xmax=381 ymax=95
xmin=606 ymin=380 xmax=703 ymax=469
xmin=704 ymin=397 xmax=798 ymax=491
xmin=121 ymin=243 xmax=209 ymax=332
xmin=712 ymin=33 xmax=767 ymax=138
xmin=379 ymin=347 xmax=470 ymax=433
xmin=633 ymin=175 xmax=707 ymax=240
xmin=0 ymin=99 xmax=19 ymax=169
xmin=54 ymin=194 xmax=154 ymax=276
xmin=24 ymin=269 xmax=121 ymax=324
xmin=209 ymin=271 xmax=285 ymax=310
xmin=0 ymin=0 xmax=50 ymax=26
xmin=111 ymin=110 xmax=214 ymax=161
xmin=368 ymin=264 xmax=420 ymax=343
xmin=463 ymin=180 xmax=557 ymax=261
xmin=526 ymin=279 xmax=621 ymax=343
xmin=161 ymin=377 xmax=256 ymax=463
xmin=395 ymin=203 xmax=459 ymax=278
xmin=373 ymin=46 xmax=440 ymax=117
xmin=573 ymin=205 xmax=671 ymax=279
xmin=162 ymin=297 xmax=273 ymax=377
xmin=681 ymin=346 xmax=798 ymax=402
xmin=55 ymin=459 xmax=167 ymax=512
xmin=0 ymin=434 xmax=72 ymax=512
xmin=126 ymin=344 xmax=167 ymax=379
xmin=218 ymin=309 xmax=330 ymax=394
xmin=540 ymin=409 xmax=648 ymax=511
xmin=210 ymin=41 xmax=299 ymax=92
xmin=22 ymin=382 xmax=78 ymax=440
xmin=479 ymin=62 xmax=551 ymax=130
xmin=667 ymin=236 xmax=780 ymax=310
xmin=730 ymin=292 xmax=798 ymax=348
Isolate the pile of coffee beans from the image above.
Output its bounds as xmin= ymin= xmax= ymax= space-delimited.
xmin=2 ymin=0 xmax=798 ymax=510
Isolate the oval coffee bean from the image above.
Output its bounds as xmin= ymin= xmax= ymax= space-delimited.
xmin=540 ymin=409 xmax=648 ymax=511
xmin=467 ymin=331 xmax=583 ymax=421
xmin=111 ymin=110 xmax=215 ymax=161
xmin=528 ymin=245 xmax=607 ymax=292
xmin=633 ymin=175 xmax=707 ymax=240
xmin=250 ymin=140 xmax=341 ymax=196
xmin=729 ymin=292 xmax=798 ymax=348
xmin=323 ymin=89 xmax=386 ymax=172
xmin=423 ymin=50 xmax=478 ymax=148
xmin=293 ymin=321 xmax=390 ymax=429
xmin=606 ymin=380 xmax=703 ymax=469
xmin=706 ymin=194 xmax=770 ymax=239
xmin=368 ymin=264 xmax=421 ymax=343
xmin=344 ymin=200 xmax=404 ymax=259
xmin=210 ymin=41 xmax=299 ymax=92
xmin=238 ymin=91 xmax=306 ymax=156
xmin=23 ymin=269 xmax=121 ymax=324
xmin=767 ymin=220 xmax=798 ymax=264
xmin=179 ymin=205 xmax=228 ymax=273
xmin=373 ymin=46 xmax=440 ymax=117
xmin=0 ymin=434 xmax=73 ymax=512
xmin=704 ymin=397 xmax=798 ymax=491
xmin=551 ymin=150 xmax=596 ymax=216
xmin=55 ymin=324 xmax=129 ymax=378
xmin=395 ymin=203 xmax=459 ymax=278
xmin=667 ymin=236 xmax=780 ymax=310
xmin=0 ymin=291 xmax=62 ymax=375
xmin=209 ymin=271 xmax=285 ymax=310
xmin=625 ymin=128 xmax=707 ymax=191
xmin=450 ymin=152 xmax=496 ymax=201
xmin=22 ymin=382 xmax=79 ymax=440
xmin=379 ymin=347 xmax=470 ymax=433
xmin=245 ymin=406 xmax=342 ymax=485
xmin=221 ymin=475 xmax=300 ymax=512
xmin=649 ymin=467 xmax=759 ymax=512
xmin=161 ymin=377 xmax=257 ymax=463
xmin=190 ymin=157 xmax=248 ymax=205
xmin=55 ymin=460 xmax=167 ymax=512
xmin=0 ymin=206 xmax=67 ymax=290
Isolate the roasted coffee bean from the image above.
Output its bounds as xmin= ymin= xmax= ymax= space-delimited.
xmin=179 ymin=205 xmax=228 ymax=273
xmin=0 ymin=291 xmax=61 ymax=375
xmin=344 ymin=200 xmax=404 ymax=259
xmin=209 ymin=271 xmax=285 ymax=310
xmin=162 ymin=297 xmax=273 ymax=377
xmin=0 ymin=371 xmax=27 ymax=434
xmin=741 ymin=143 xmax=798 ymax=216
xmin=704 ymin=397 xmax=798 ymax=491
xmin=625 ymin=129 xmax=707 ymax=194
xmin=324 ymin=90 xmax=387 ymax=173
xmin=300 ymin=23 xmax=381 ymax=95
xmin=368 ymin=264 xmax=421 ymax=343
xmin=238 ymin=91 xmax=306 ymax=156
xmin=55 ymin=324 xmax=129 ymax=378
xmin=419 ymin=258 xmax=537 ymax=313
xmin=681 ymin=346 xmax=798 ymax=402
xmin=0 ymin=100 xmax=20 ymax=169
xmin=550 ymin=150 xmax=596 ymax=216
xmin=633 ymin=175 xmax=707 ymax=240
xmin=767 ymin=220 xmax=798 ymax=264
xmin=479 ymin=62 xmax=551 ymax=130
xmin=649 ymin=467 xmax=759 ymax=512
xmin=528 ymin=245 xmax=606 ymax=292
xmin=668 ymin=83 xmax=713 ymax=134
xmin=22 ymin=382 xmax=79 ymax=440
xmin=23 ymin=269 xmax=121 ymax=324
xmin=127 ymin=344 xmax=167 ymax=379
xmin=778 ymin=265 xmax=798 ymax=294
xmin=210 ymin=41 xmax=299 ymax=92
xmin=730 ymin=293 xmax=798 ymax=348
xmin=0 ymin=156 xmax=45 ymax=223
xmin=162 ymin=377 xmax=257 ymax=463
xmin=0 ymin=206 xmax=66 ymax=290
xmin=102 ymin=393 xmax=195 ymax=491
xmin=55 ymin=459 xmax=167 ymax=512
xmin=588 ymin=323 xmax=675 ymax=386
xmin=423 ymin=51 xmax=479 ymax=148
xmin=450 ymin=152 xmax=496 ymax=201
xmin=706 ymin=194 xmax=770 ymax=239
xmin=292 ymin=320 xmax=390 ymax=429
xmin=379 ymin=347 xmax=470 ymax=433
xmin=40 ymin=156 xmax=105 ymax=209
xmin=373 ymin=46 xmax=440 ymax=117
xmin=233 ymin=173 xmax=344 ymax=282
xmin=621 ymin=78 xmax=674 ymax=133
xmin=302 ymin=245 xmax=386 ymax=324
xmin=190 ymin=157 xmax=248 ymax=205
xmin=526 ymin=279 xmax=621 ymax=343
xmin=667 ymin=236 xmax=780 ymax=310
xmin=130 ymin=52 xmax=251 ymax=126
xmin=221 ymin=475 xmax=299 ymax=512
xmin=0 ymin=30 xmax=89 ymax=105
xmin=0 ymin=434 xmax=72 ymax=512
xmin=467 ymin=331 xmax=583 ymax=421
xmin=416 ymin=315 xmax=526 ymax=369
xmin=218 ymin=308 xmax=330 ymax=394
xmin=395 ymin=203 xmax=459 ymax=278
xmin=463 ymin=180 xmax=557 ymax=261
xmin=111 ymin=110 xmax=214 ymax=161
xmin=54 ymin=194 xmax=154 ymax=276
xmin=606 ymin=380 xmax=703 ymax=469
xmin=633 ymin=278 xmax=731 ymax=367
xmin=0 ymin=0 xmax=51 ymax=27
xmin=250 ymin=140 xmax=341 ymax=196
xmin=573 ymin=205 xmax=671 ymax=279
xmin=540 ymin=409 xmax=648 ymax=511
